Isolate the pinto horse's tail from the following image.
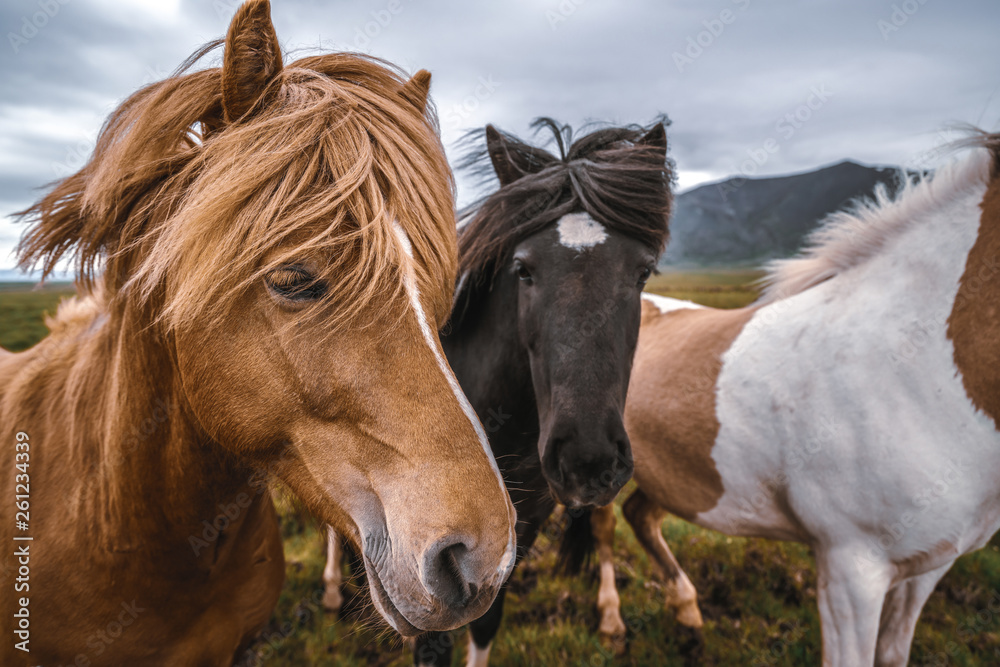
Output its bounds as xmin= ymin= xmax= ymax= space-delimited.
xmin=557 ymin=507 xmax=595 ymax=575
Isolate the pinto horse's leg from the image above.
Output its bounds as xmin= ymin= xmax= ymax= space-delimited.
xmin=875 ymin=562 xmax=952 ymax=666
xmin=622 ymin=488 xmax=703 ymax=628
xmin=592 ymin=503 xmax=627 ymax=639
xmin=322 ymin=526 xmax=344 ymax=613
xmin=815 ymin=545 xmax=893 ymax=666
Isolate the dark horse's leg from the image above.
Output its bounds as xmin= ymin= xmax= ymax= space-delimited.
xmin=465 ymin=586 xmax=508 ymax=665
xmin=465 ymin=516 xmax=547 ymax=665
xmin=413 ymin=494 xmax=554 ymax=666
xmin=411 ymin=625 xmax=460 ymax=667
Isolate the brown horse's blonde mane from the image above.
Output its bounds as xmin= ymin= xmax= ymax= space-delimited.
xmin=16 ymin=45 xmax=457 ymax=331
xmin=757 ymin=129 xmax=1000 ymax=305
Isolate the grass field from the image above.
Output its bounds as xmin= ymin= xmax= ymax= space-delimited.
xmin=2 ymin=274 xmax=999 ymax=666
xmin=644 ymin=269 xmax=765 ymax=310
xmin=0 ymin=282 xmax=77 ymax=352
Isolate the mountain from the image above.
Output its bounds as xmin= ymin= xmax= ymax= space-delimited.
xmin=0 ymin=268 xmax=36 ymax=282
xmin=0 ymin=268 xmax=72 ymax=283
xmin=662 ymin=160 xmax=903 ymax=267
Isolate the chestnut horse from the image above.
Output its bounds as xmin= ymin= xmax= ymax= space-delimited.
xmin=0 ymin=1 xmax=515 ymax=664
xmin=324 ymin=118 xmax=673 ymax=666
xmin=583 ymin=132 xmax=1000 ymax=666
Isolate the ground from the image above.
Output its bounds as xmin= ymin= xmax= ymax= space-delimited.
xmin=2 ymin=272 xmax=998 ymax=666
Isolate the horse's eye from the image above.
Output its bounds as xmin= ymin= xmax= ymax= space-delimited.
xmin=638 ymin=266 xmax=653 ymax=287
xmin=266 ymin=266 xmax=327 ymax=301
xmin=514 ymin=260 xmax=533 ymax=284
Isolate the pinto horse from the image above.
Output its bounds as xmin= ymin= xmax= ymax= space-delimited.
xmin=323 ymin=119 xmax=673 ymax=665
xmin=0 ymin=1 xmax=516 ymax=664
xmin=583 ymin=132 xmax=1000 ymax=666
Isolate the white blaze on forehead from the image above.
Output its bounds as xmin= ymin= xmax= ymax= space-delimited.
xmin=642 ymin=293 xmax=704 ymax=314
xmin=391 ymin=222 xmax=517 ymax=579
xmin=557 ymin=212 xmax=608 ymax=251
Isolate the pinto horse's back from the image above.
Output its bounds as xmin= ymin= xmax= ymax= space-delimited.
xmin=615 ymin=135 xmax=1000 ymax=667
xmin=631 ymin=165 xmax=1000 ymax=554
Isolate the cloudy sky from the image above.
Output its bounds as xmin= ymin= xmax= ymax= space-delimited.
xmin=1 ymin=0 xmax=997 ymax=272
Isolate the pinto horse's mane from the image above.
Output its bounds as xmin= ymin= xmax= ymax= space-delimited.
xmin=454 ymin=118 xmax=674 ymax=299
xmin=16 ymin=44 xmax=457 ymax=330
xmin=758 ymin=129 xmax=1000 ymax=305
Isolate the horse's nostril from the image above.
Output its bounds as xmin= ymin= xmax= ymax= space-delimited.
xmin=424 ymin=539 xmax=475 ymax=608
xmin=614 ymin=439 xmax=632 ymax=473
xmin=546 ymin=437 xmax=568 ymax=486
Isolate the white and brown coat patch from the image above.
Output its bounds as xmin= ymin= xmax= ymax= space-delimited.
xmin=612 ymin=137 xmax=1000 ymax=666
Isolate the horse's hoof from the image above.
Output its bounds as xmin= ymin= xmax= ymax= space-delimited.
xmin=676 ymin=600 xmax=703 ymax=629
xmin=322 ymin=587 xmax=343 ymax=613
xmin=599 ymin=630 xmax=628 ymax=657
xmin=599 ymin=613 xmax=627 ymax=639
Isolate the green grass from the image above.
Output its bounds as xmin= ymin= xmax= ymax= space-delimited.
xmin=645 ymin=269 xmax=764 ymax=309
xmin=257 ymin=490 xmax=1000 ymax=666
xmin=0 ymin=282 xmax=76 ymax=351
xmin=3 ymin=274 xmax=1000 ymax=665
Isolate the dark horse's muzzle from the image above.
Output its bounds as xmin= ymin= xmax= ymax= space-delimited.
xmin=540 ymin=415 xmax=633 ymax=508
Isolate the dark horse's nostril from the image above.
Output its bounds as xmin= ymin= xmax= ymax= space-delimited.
xmin=614 ymin=439 xmax=632 ymax=473
xmin=546 ymin=437 xmax=568 ymax=486
xmin=425 ymin=540 xmax=476 ymax=608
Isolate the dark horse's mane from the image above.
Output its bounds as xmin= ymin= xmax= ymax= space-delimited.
xmin=452 ymin=117 xmax=675 ymax=318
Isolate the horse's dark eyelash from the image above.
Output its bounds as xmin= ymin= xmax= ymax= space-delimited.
xmin=267 ymin=268 xmax=326 ymax=300
xmin=284 ymin=284 xmax=326 ymax=300
xmin=269 ymin=268 xmax=309 ymax=288
xmin=272 ymin=281 xmax=327 ymax=300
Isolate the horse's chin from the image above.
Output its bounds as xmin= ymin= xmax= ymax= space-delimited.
xmin=363 ymin=556 xmax=423 ymax=637
xmin=549 ymin=483 xmax=621 ymax=511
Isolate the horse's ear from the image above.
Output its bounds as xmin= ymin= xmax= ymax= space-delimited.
xmin=400 ymin=70 xmax=432 ymax=114
xmin=638 ymin=122 xmax=667 ymax=156
xmin=221 ymin=0 xmax=283 ymax=124
xmin=486 ymin=125 xmax=523 ymax=187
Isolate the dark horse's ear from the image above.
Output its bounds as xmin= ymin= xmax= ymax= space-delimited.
xmin=486 ymin=125 xmax=524 ymax=187
xmin=638 ymin=122 xmax=668 ymax=156
xmin=400 ymin=70 xmax=432 ymax=114
xmin=221 ymin=0 xmax=283 ymax=124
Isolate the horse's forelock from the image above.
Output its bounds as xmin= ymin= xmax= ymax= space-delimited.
xmin=16 ymin=48 xmax=457 ymax=333
xmin=456 ymin=119 xmax=674 ymax=293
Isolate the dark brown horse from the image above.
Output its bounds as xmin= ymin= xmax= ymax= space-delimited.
xmin=325 ymin=118 xmax=674 ymax=666
xmin=0 ymin=2 xmax=515 ymax=664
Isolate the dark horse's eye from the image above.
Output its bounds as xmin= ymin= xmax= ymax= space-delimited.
xmin=514 ymin=260 xmax=533 ymax=284
xmin=638 ymin=266 xmax=653 ymax=287
xmin=266 ymin=266 xmax=327 ymax=301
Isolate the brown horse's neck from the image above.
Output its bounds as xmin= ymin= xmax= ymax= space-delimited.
xmin=53 ymin=298 xmax=258 ymax=559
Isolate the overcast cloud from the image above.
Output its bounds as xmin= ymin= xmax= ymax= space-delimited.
xmin=1 ymin=0 xmax=997 ymax=271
